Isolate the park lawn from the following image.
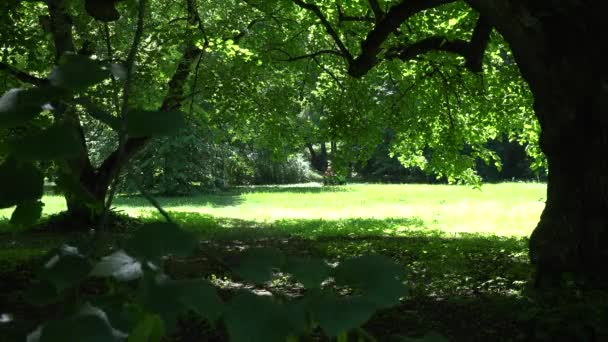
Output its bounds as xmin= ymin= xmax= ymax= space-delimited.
xmin=2 ymin=182 xmax=570 ymax=341
xmin=0 ymin=182 xmax=547 ymax=237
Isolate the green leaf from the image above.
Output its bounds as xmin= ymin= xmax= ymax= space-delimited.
xmin=91 ymin=250 xmax=143 ymax=281
xmin=92 ymin=297 xmax=140 ymax=333
xmin=76 ymin=98 xmax=121 ymax=130
xmin=309 ymin=294 xmax=377 ymax=337
xmin=49 ymin=53 xmax=109 ymax=90
xmin=24 ymin=281 xmax=60 ymax=306
xmin=139 ymin=276 xmax=223 ymax=331
xmin=0 ymin=87 xmax=62 ymax=128
xmin=139 ymin=275 xmax=183 ymax=331
xmin=125 ymin=110 xmax=185 ymax=138
xmin=128 ymin=314 xmax=165 ymax=342
xmin=10 ymin=200 xmax=44 ymax=227
xmin=224 ymin=292 xmax=296 ymax=342
xmin=0 ymin=157 xmax=44 ymax=208
xmin=88 ymin=107 xmax=121 ymax=131
xmin=175 ymin=279 xmax=224 ymax=322
xmin=110 ymin=63 xmax=127 ymax=80
xmin=38 ymin=304 xmax=125 ymax=342
xmin=9 ymin=124 xmax=84 ymax=160
xmin=333 ymin=255 xmax=407 ymax=307
xmin=40 ymin=251 xmax=92 ymax=292
xmin=125 ymin=222 xmax=198 ymax=261
xmin=284 ymin=257 xmax=331 ymax=288
xmin=232 ymin=247 xmax=285 ymax=284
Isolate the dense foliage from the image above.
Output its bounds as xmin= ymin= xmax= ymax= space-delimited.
xmin=2 ymin=0 xmax=605 ymax=340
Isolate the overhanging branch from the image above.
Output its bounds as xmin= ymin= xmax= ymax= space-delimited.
xmin=385 ymin=15 xmax=492 ymax=73
xmin=464 ymin=15 xmax=492 ymax=72
xmin=368 ymin=0 xmax=385 ymax=22
xmin=0 ymin=62 xmax=48 ymax=86
xmin=348 ymin=0 xmax=457 ymax=77
xmin=337 ymin=3 xmax=373 ymax=24
xmin=386 ymin=37 xmax=469 ymax=61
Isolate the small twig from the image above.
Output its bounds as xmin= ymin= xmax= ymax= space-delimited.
xmin=103 ymin=22 xmax=121 ymax=115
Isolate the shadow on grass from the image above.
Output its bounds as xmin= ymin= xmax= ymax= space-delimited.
xmin=233 ymin=184 xmax=350 ymax=194
xmin=178 ymin=212 xmax=607 ymax=341
xmin=114 ymin=193 xmax=245 ymax=208
xmin=6 ymin=212 xmax=602 ymax=341
xmin=114 ymin=185 xmax=349 ymax=209
xmin=160 ymin=212 xmax=540 ymax=341
xmin=156 ymin=211 xmax=533 ymax=296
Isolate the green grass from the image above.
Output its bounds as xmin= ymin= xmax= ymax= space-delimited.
xmin=5 ymin=182 xmax=607 ymax=341
xmin=1 ymin=182 xmax=547 ymax=237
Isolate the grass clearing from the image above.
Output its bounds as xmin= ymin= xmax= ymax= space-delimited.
xmin=1 ymin=182 xmax=547 ymax=237
xmin=3 ymin=182 xmax=568 ymax=341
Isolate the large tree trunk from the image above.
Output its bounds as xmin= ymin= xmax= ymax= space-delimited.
xmin=529 ymin=90 xmax=608 ymax=287
xmin=64 ymin=176 xmax=109 ymax=223
xmin=479 ymin=2 xmax=608 ymax=287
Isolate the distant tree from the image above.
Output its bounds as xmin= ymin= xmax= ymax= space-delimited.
xmin=0 ymin=0 xmax=276 ymax=221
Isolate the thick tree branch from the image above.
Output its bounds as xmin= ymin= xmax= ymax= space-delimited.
xmin=339 ymin=13 xmax=373 ymax=23
xmin=337 ymin=4 xmax=373 ymax=24
xmin=464 ymin=15 xmax=492 ymax=72
xmin=386 ymin=37 xmax=469 ymax=61
xmin=348 ymin=0 xmax=456 ymax=77
xmin=385 ymin=16 xmax=492 ymax=73
xmin=47 ymin=0 xmax=76 ymax=61
xmin=368 ymin=0 xmax=385 ymax=22
xmin=97 ymin=0 xmax=204 ymax=182
xmin=272 ymin=49 xmax=343 ymax=62
xmin=0 ymin=62 xmax=48 ymax=86
xmin=292 ymin=0 xmax=353 ymax=63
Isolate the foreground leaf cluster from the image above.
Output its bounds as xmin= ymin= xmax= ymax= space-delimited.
xmin=25 ymin=222 xmax=408 ymax=341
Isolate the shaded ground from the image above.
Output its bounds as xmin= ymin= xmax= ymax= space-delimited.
xmin=1 ymin=212 xmax=607 ymax=341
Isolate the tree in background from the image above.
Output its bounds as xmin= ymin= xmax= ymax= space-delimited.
xmin=0 ymin=0 xmax=286 ymax=220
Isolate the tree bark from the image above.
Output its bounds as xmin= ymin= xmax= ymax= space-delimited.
xmin=64 ymin=175 xmax=110 ymax=223
xmin=528 ymin=78 xmax=608 ymax=287
xmin=475 ymin=1 xmax=608 ymax=287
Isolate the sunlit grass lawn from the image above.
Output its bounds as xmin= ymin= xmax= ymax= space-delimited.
xmin=0 ymin=183 xmax=560 ymax=340
xmin=1 ymin=182 xmax=546 ymax=237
